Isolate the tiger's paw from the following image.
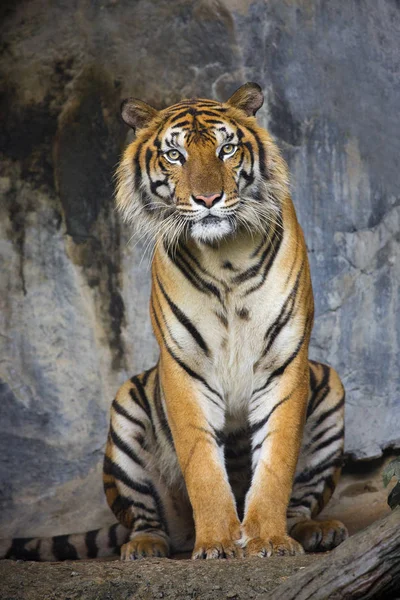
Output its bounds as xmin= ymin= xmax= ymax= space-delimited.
xmin=192 ymin=538 xmax=244 ymax=560
xmin=244 ymin=534 xmax=304 ymax=558
xmin=290 ymin=519 xmax=348 ymax=552
xmin=120 ymin=533 xmax=170 ymax=560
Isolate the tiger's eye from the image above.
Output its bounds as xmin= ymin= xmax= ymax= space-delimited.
xmin=166 ymin=149 xmax=181 ymax=161
xmin=221 ymin=144 xmax=235 ymax=155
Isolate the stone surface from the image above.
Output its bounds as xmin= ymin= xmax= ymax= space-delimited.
xmin=0 ymin=555 xmax=319 ymax=600
xmin=0 ymin=0 xmax=399 ymax=537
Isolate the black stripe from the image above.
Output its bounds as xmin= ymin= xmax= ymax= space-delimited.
xmin=205 ymin=119 xmax=227 ymax=127
xmin=241 ymin=168 xmax=254 ymax=188
xmin=253 ymin=317 xmax=310 ymax=396
xmin=168 ymin=249 xmax=212 ymax=296
xmin=166 ymin=107 xmax=226 ymax=124
xmin=85 ymin=529 xmax=99 ymax=559
xmin=170 ymin=119 xmax=191 ymax=128
xmin=187 ymin=127 xmax=216 ymax=145
xmin=169 ymin=99 xmax=220 ymax=108
xmin=5 ymin=537 xmax=41 ymax=561
xmin=110 ymin=424 xmax=145 ymax=468
xmin=251 ymin=236 xmax=268 ymax=258
xmin=153 ymin=287 xmax=186 ymax=351
xmin=292 ymin=473 xmax=330 ymax=492
xmin=144 ymin=481 xmax=169 ymax=536
xmin=132 ymin=513 xmax=161 ymax=527
xmin=212 ymin=428 xmax=226 ymax=446
xmin=145 ymin=148 xmax=163 ymax=199
xmin=309 ymin=424 xmax=334 ymax=446
xmin=225 ymin=446 xmax=251 ymax=460
xmin=151 ymin=297 xmax=222 ymax=404
xmin=142 ymin=366 xmax=156 ymax=386
xmin=309 ymin=365 xmax=317 ymax=390
xmin=215 ymin=311 xmax=228 ymax=327
xmin=156 ymin=275 xmax=210 ymax=356
xmin=307 ymin=364 xmax=330 ymax=417
xmin=309 ymin=382 xmax=332 ymax=416
xmin=244 ymin=227 xmax=283 ymax=295
xmin=262 ymin=306 xmax=292 ymax=357
xmin=294 ymin=451 xmax=343 ymax=485
xmin=130 ymin=378 xmax=153 ymax=421
xmin=252 ymin=431 xmax=272 ymax=453
xmin=233 ymin=234 xmax=276 ymax=284
xmin=203 ymin=393 xmax=224 ymax=410
xmin=242 ymin=141 xmax=255 ymax=187
xmin=313 ymin=396 xmax=345 ymax=429
xmin=222 ymin=261 xmax=236 ymax=271
xmin=112 ymin=398 xmax=147 ymax=431
xmin=285 ymin=222 xmax=300 ymax=285
xmin=52 ymin=534 xmax=79 ymax=561
xmin=224 ymin=428 xmax=250 ymax=443
xmin=134 ymin=143 xmax=143 ymax=190
xmin=151 ymin=177 xmax=169 ymax=194
xmin=199 ymin=108 xmax=228 ymax=115
xmin=261 ymin=263 xmax=304 ymax=358
xmin=288 ymin=497 xmax=313 ymax=510
xmin=153 ymin=372 xmax=174 ymax=446
xmin=312 ymin=428 xmax=344 ymax=455
xmin=250 ymin=394 xmax=291 ymax=435
xmin=133 ymin=523 xmax=162 ymax=533
xmin=171 ymin=248 xmax=223 ymax=302
xmin=108 ymin=523 xmax=120 ymax=550
xmin=110 ymin=493 xmax=157 ymax=517
xmin=246 ymin=124 xmax=268 ymax=180
xmin=110 ymin=494 xmax=133 ymax=522
xmin=103 ymin=457 xmax=169 ymax=534
xmin=138 ymin=189 xmax=157 ymax=212
xmin=104 ymin=456 xmax=153 ymax=495
xmin=307 ymin=364 xmax=318 ymax=418
xmin=313 ymin=363 xmax=330 ymax=395
xmin=325 ymin=474 xmax=336 ymax=493
xmin=182 ymin=245 xmax=222 ymax=282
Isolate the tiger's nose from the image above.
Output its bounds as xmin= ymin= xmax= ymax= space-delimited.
xmin=193 ymin=193 xmax=222 ymax=208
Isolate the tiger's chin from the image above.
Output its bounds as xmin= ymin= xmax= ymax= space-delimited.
xmin=190 ymin=217 xmax=234 ymax=244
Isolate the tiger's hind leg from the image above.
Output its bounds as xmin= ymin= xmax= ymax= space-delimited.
xmin=287 ymin=361 xmax=348 ymax=552
xmin=104 ymin=367 xmax=194 ymax=560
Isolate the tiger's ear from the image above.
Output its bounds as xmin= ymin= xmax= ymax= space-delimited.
xmin=120 ymin=98 xmax=158 ymax=131
xmin=226 ymin=82 xmax=264 ymax=116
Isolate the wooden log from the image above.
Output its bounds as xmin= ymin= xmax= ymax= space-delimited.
xmin=266 ymin=508 xmax=400 ymax=600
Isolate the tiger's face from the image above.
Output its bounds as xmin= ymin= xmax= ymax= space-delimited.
xmin=117 ymin=83 xmax=288 ymax=248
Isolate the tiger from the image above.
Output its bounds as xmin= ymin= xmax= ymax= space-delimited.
xmin=0 ymin=83 xmax=347 ymax=562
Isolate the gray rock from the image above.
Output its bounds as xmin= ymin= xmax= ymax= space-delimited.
xmin=0 ymin=0 xmax=398 ymax=537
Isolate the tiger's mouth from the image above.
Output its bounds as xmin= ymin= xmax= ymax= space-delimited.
xmin=189 ymin=214 xmax=235 ymax=243
xmin=200 ymin=215 xmax=222 ymax=225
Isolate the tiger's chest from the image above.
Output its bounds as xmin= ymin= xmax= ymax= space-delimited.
xmin=206 ymin=290 xmax=291 ymax=415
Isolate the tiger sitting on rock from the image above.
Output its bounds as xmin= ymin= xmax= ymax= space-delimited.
xmin=1 ymin=83 xmax=347 ymax=561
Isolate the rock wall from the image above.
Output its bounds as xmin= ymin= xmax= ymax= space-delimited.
xmin=0 ymin=0 xmax=399 ymax=537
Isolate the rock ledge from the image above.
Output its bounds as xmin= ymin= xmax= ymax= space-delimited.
xmin=0 ymin=555 xmax=319 ymax=600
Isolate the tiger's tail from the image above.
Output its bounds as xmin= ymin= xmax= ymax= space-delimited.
xmin=0 ymin=523 xmax=129 ymax=561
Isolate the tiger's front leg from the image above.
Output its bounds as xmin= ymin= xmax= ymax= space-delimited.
xmin=161 ymin=352 xmax=242 ymax=559
xmin=242 ymin=356 xmax=309 ymax=557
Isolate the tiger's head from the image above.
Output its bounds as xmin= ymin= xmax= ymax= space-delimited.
xmin=116 ymin=83 xmax=289 ymax=248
